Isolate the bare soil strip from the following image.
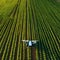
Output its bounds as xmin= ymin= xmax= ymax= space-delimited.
xmin=31 ymin=47 xmax=36 ymax=60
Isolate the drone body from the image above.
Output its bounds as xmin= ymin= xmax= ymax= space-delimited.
xmin=22 ymin=40 xmax=38 ymax=47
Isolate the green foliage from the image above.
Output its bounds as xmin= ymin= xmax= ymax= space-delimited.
xmin=0 ymin=0 xmax=60 ymax=60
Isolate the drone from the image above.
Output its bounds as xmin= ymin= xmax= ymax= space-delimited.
xmin=21 ymin=40 xmax=38 ymax=47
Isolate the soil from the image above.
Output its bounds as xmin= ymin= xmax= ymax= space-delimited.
xmin=31 ymin=47 xmax=36 ymax=60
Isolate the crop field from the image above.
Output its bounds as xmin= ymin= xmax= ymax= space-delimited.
xmin=0 ymin=0 xmax=60 ymax=60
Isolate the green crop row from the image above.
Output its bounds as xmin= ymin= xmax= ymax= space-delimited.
xmin=0 ymin=0 xmax=60 ymax=60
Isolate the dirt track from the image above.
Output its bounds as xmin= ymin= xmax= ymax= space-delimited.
xmin=31 ymin=47 xmax=36 ymax=60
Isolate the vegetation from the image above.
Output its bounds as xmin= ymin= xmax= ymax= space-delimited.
xmin=0 ymin=0 xmax=60 ymax=60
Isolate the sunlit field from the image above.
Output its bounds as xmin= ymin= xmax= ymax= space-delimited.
xmin=0 ymin=0 xmax=60 ymax=60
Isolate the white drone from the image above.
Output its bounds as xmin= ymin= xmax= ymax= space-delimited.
xmin=22 ymin=40 xmax=38 ymax=47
